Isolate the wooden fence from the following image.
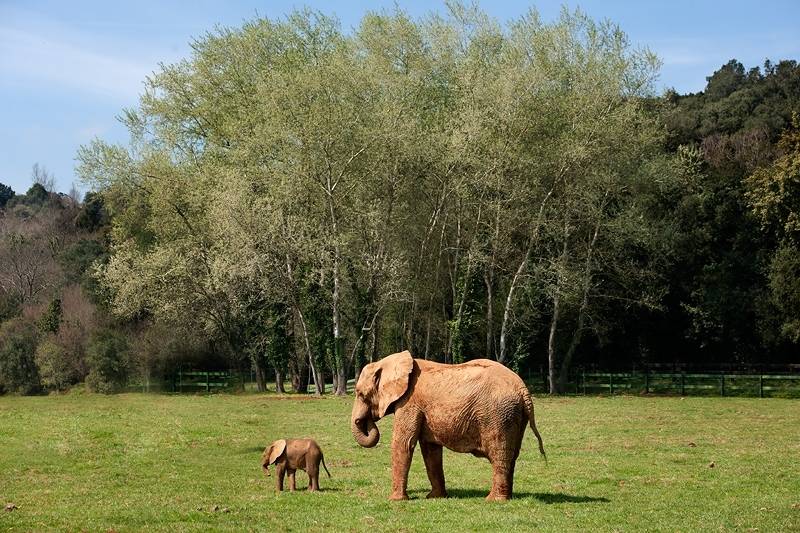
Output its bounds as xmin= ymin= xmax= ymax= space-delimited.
xmin=529 ymin=371 xmax=800 ymax=398
xmin=172 ymin=370 xmax=232 ymax=393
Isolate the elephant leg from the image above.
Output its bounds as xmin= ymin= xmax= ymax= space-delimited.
xmin=275 ymin=464 xmax=286 ymax=492
xmin=390 ymin=423 xmax=419 ymax=500
xmin=420 ymin=441 xmax=447 ymax=498
xmin=486 ymin=420 xmax=525 ymax=501
xmin=288 ymin=469 xmax=296 ymax=492
xmin=486 ymin=454 xmax=515 ymax=501
xmin=307 ymin=462 xmax=320 ymax=491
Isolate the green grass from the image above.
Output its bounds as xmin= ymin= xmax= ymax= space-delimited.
xmin=1 ymin=393 xmax=799 ymax=532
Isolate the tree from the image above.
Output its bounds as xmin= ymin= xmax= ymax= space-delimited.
xmin=0 ymin=183 xmax=14 ymax=208
xmin=31 ymin=163 xmax=56 ymax=193
xmin=74 ymin=192 xmax=108 ymax=231
xmin=38 ymin=298 xmax=63 ymax=334
xmin=0 ymin=216 xmax=60 ymax=304
xmin=24 ymin=183 xmax=49 ymax=205
xmin=705 ymin=59 xmax=746 ymax=101
xmin=746 ymin=113 xmax=800 ymax=342
xmin=655 ymin=59 xmax=800 ymax=367
xmin=0 ymin=318 xmax=41 ymax=394
xmin=86 ymin=329 xmax=130 ymax=393
xmin=77 ymin=5 xmax=691 ymax=394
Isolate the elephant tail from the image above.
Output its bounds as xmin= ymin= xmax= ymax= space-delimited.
xmin=523 ymin=391 xmax=547 ymax=461
xmin=321 ymin=454 xmax=331 ymax=478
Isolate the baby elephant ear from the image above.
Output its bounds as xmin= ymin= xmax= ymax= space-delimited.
xmin=268 ymin=439 xmax=287 ymax=465
xmin=377 ymin=350 xmax=414 ymax=418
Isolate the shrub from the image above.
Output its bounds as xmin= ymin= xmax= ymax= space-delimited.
xmin=0 ymin=290 xmax=21 ymax=322
xmin=38 ymin=298 xmax=63 ymax=334
xmin=35 ymin=338 xmax=82 ymax=391
xmin=0 ymin=318 xmax=41 ymax=394
xmin=86 ymin=329 xmax=130 ymax=394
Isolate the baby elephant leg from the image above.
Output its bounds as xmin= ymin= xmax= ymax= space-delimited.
xmin=288 ymin=469 xmax=297 ymax=492
xmin=307 ymin=461 xmax=320 ymax=491
xmin=275 ymin=463 xmax=286 ymax=492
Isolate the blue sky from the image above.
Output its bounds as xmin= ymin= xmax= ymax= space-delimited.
xmin=1 ymin=1 xmax=799 ymax=195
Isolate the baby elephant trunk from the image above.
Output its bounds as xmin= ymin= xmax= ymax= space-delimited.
xmin=351 ymin=401 xmax=380 ymax=448
xmin=261 ymin=451 xmax=271 ymax=476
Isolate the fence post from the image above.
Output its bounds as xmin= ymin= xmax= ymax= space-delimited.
xmin=582 ymin=370 xmax=586 ymax=395
xmin=645 ymin=372 xmax=649 ymax=394
xmin=206 ymin=371 xmax=210 ymax=393
xmin=609 ymin=373 xmax=614 ymax=395
xmin=720 ymin=374 xmax=725 ymax=396
xmin=759 ymin=374 xmax=764 ymax=398
xmin=680 ymin=373 xmax=685 ymax=396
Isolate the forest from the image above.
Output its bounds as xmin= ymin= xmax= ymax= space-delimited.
xmin=1 ymin=7 xmax=799 ymax=396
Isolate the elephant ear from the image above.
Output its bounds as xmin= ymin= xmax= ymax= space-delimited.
xmin=268 ymin=439 xmax=287 ymax=465
xmin=376 ymin=350 xmax=414 ymax=418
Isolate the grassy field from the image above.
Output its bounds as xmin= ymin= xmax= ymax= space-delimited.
xmin=1 ymin=392 xmax=798 ymax=532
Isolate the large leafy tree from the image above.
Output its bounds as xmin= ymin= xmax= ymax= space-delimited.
xmin=80 ymin=5 xmax=684 ymax=394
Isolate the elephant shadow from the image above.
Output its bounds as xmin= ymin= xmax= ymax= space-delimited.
xmin=431 ymin=488 xmax=610 ymax=503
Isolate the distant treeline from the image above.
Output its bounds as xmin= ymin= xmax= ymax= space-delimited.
xmin=1 ymin=6 xmax=798 ymax=395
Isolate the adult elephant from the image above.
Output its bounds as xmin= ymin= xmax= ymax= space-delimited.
xmin=351 ymin=350 xmax=545 ymax=501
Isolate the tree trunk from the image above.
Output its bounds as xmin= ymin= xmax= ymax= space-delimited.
xmin=290 ymin=349 xmax=308 ymax=393
xmin=335 ymin=365 xmax=347 ymax=395
xmin=557 ymin=216 xmax=601 ymax=392
xmin=547 ymin=291 xmax=561 ymax=394
xmin=295 ymin=306 xmax=321 ymax=395
xmin=326 ymin=182 xmax=345 ymax=396
xmin=549 ymin=217 xmax=570 ymax=394
xmin=424 ymin=219 xmax=447 ymax=361
xmin=286 ymin=253 xmax=321 ymax=395
xmin=369 ymin=317 xmax=379 ymax=364
xmin=497 ymin=188 xmax=553 ymax=364
xmin=255 ymin=364 xmax=266 ymax=393
xmin=354 ymin=330 xmax=367 ymax=384
xmin=275 ymin=367 xmax=285 ymax=393
xmin=485 ymin=270 xmax=494 ymax=359
xmin=315 ymin=367 xmax=326 ymax=395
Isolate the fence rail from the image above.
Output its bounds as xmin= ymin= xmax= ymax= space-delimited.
xmin=551 ymin=371 xmax=800 ymax=398
xmin=172 ymin=370 xmax=232 ymax=393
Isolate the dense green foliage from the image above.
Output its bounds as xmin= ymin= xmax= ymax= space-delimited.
xmin=0 ymin=183 xmax=13 ymax=208
xmin=1 ymin=6 xmax=799 ymax=396
xmin=0 ymin=318 xmax=41 ymax=394
xmin=1 ymin=394 xmax=798 ymax=531
xmin=646 ymin=60 xmax=800 ymax=367
xmin=76 ymin=6 xmax=680 ymax=394
xmin=85 ymin=329 xmax=130 ymax=393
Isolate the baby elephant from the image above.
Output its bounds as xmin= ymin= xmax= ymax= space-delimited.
xmin=261 ymin=438 xmax=330 ymax=492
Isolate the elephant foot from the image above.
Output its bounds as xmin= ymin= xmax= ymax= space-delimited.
xmin=486 ymin=492 xmax=511 ymax=502
xmin=389 ymin=492 xmax=409 ymax=501
xmin=426 ymin=489 xmax=448 ymax=499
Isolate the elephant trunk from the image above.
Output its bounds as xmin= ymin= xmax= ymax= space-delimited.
xmin=351 ymin=401 xmax=380 ymax=448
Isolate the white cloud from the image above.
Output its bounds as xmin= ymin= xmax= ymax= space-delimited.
xmin=0 ymin=25 xmax=156 ymax=102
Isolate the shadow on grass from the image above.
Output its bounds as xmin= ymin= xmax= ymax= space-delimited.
xmin=417 ymin=488 xmax=609 ymax=503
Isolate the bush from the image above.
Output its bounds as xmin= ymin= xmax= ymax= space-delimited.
xmin=0 ymin=291 xmax=21 ymax=322
xmin=0 ymin=318 xmax=41 ymax=394
xmin=35 ymin=338 xmax=82 ymax=391
xmin=86 ymin=329 xmax=130 ymax=394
